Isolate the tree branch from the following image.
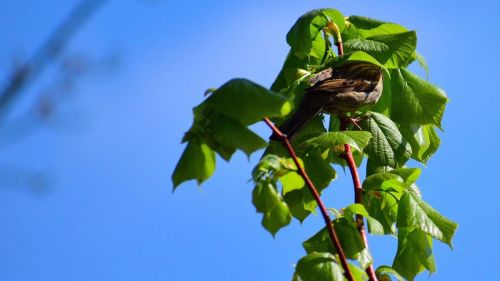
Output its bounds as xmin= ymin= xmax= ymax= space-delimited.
xmin=263 ymin=117 xmax=355 ymax=281
xmin=341 ymin=121 xmax=378 ymax=281
xmin=0 ymin=0 xmax=109 ymax=121
xmin=330 ymin=19 xmax=378 ymax=281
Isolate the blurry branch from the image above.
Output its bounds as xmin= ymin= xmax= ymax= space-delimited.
xmin=0 ymin=0 xmax=109 ymax=122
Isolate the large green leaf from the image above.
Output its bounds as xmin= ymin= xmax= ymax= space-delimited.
xmin=302 ymin=131 xmax=372 ymax=153
xmin=204 ymin=79 xmax=292 ymax=125
xmin=294 ymin=252 xmax=345 ymax=281
xmin=287 ymin=9 xmax=345 ymax=60
xmin=361 ymin=168 xmax=421 ymax=234
xmin=390 ymin=69 xmax=448 ymax=128
xmin=344 ymin=204 xmax=385 ymax=235
xmin=252 ymin=180 xmax=292 ymax=236
xmin=271 ymin=51 xmax=311 ymax=93
xmin=392 ymin=228 xmax=436 ymax=281
xmin=363 ymin=112 xmax=412 ymax=168
xmin=397 ymin=189 xmax=458 ymax=246
xmin=283 ymin=153 xmax=336 ymax=222
xmin=303 ymin=218 xmax=372 ymax=269
xmin=211 ymin=113 xmax=267 ymax=159
xmin=172 ymin=141 xmax=216 ymax=189
xmin=400 ymin=124 xmax=440 ymax=164
xmin=344 ymin=31 xmax=417 ymax=68
xmin=343 ymin=16 xmax=408 ymax=40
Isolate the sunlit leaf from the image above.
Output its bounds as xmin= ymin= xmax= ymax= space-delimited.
xmin=376 ymin=265 xmax=404 ymax=281
xmin=343 ymin=16 xmax=408 ymax=40
xmin=172 ymin=141 xmax=216 ymax=189
xmin=344 ymin=31 xmax=417 ymax=68
xmin=393 ymin=228 xmax=436 ymax=281
xmin=252 ymin=180 xmax=292 ymax=236
xmin=397 ymin=189 xmax=458 ymax=246
xmin=302 ymin=131 xmax=372 ymax=153
xmin=390 ymin=69 xmax=448 ymax=128
xmin=294 ymin=252 xmax=345 ymax=281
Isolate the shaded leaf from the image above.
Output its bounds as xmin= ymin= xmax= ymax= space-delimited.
xmin=363 ymin=112 xmax=412 ymax=168
xmin=287 ymin=9 xmax=345 ymax=60
xmin=205 ymin=79 xmax=292 ymax=125
xmin=211 ymin=113 xmax=267 ymax=158
xmin=303 ymin=218 xmax=372 ymax=269
xmin=400 ymin=124 xmax=441 ymax=163
xmin=283 ymin=153 xmax=336 ymax=222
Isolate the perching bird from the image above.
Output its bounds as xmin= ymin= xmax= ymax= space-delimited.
xmin=271 ymin=61 xmax=383 ymax=142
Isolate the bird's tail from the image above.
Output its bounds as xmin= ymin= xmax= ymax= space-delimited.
xmin=270 ymin=101 xmax=322 ymax=142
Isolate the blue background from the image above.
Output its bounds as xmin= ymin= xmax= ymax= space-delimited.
xmin=1 ymin=0 xmax=499 ymax=280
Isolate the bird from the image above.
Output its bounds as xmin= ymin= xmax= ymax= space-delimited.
xmin=270 ymin=61 xmax=383 ymax=142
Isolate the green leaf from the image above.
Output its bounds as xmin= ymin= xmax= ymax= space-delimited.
xmin=343 ymin=16 xmax=408 ymax=40
xmin=204 ymin=79 xmax=292 ymax=125
xmin=211 ymin=113 xmax=267 ymax=158
xmin=283 ymin=153 xmax=336 ymax=222
xmin=172 ymin=141 xmax=216 ymax=189
xmin=349 ymin=263 xmax=369 ymax=281
xmin=400 ymin=124 xmax=441 ymax=163
xmin=375 ymin=265 xmax=404 ymax=281
xmin=252 ymin=180 xmax=292 ymax=236
xmin=390 ymin=68 xmax=448 ymax=128
xmin=280 ymin=171 xmax=305 ymax=194
xmin=287 ymin=9 xmax=345 ymax=60
xmin=393 ymin=228 xmax=436 ymax=281
xmin=344 ymin=31 xmax=417 ymax=68
xmin=294 ymin=252 xmax=345 ymax=281
xmin=302 ymin=131 xmax=372 ymax=153
xmin=397 ymin=190 xmax=458 ymax=246
xmin=344 ymin=204 xmax=385 ymax=235
xmin=413 ymin=52 xmax=429 ymax=79
xmin=271 ymin=51 xmax=311 ymax=93
xmin=362 ymin=189 xmax=398 ymax=235
xmin=363 ymin=112 xmax=412 ymax=168
xmin=252 ymin=154 xmax=296 ymax=181
xmin=303 ymin=218 xmax=372 ymax=269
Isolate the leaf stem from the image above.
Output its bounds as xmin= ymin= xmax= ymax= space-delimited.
xmin=263 ymin=118 xmax=355 ymax=281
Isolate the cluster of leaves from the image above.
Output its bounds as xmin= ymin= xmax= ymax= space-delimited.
xmin=172 ymin=8 xmax=457 ymax=281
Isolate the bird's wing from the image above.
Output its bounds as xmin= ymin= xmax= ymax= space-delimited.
xmin=308 ymin=77 xmax=376 ymax=94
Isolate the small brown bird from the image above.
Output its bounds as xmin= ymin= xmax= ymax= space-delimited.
xmin=271 ymin=61 xmax=383 ymax=142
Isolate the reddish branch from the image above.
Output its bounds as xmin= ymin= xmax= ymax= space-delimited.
xmin=263 ymin=118 xmax=355 ymax=281
xmin=340 ymin=120 xmax=378 ymax=281
xmin=337 ymin=28 xmax=378 ymax=279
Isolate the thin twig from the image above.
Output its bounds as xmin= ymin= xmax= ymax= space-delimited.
xmin=264 ymin=117 xmax=355 ymax=281
xmin=0 ymin=0 xmax=109 ymax=121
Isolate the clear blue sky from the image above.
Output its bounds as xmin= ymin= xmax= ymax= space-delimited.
xmin=0 ymin=0 xmax=499 ymax=280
